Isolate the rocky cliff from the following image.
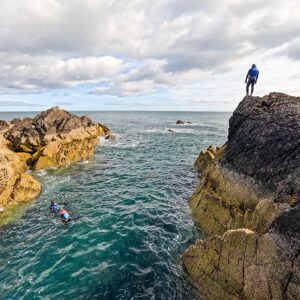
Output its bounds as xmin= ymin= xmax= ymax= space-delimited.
xmin=182 ymin=93 xmax=300 ymax=299
xmin=0 ymin=107 xmax=110 ymax=213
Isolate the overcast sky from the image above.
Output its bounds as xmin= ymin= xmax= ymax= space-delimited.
xmin=0 ymin=0 xmax=299 ymax=111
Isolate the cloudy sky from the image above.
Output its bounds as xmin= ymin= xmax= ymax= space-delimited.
xmin=0 ymin=0 xmax=299 ymax=111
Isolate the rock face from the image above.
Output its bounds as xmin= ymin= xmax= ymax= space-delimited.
xmin=182 ymin=93 xmax=300 ymax=299
xmin=0 ymin=107 xmax=110 ymax=212
xmin=0 ymin=134 xmax=40 ymax=211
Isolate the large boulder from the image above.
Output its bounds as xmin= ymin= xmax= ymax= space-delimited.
xmin=183 ymin=93 xmax=300 ymax=299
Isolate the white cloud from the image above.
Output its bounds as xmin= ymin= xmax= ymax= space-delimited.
xmin=0 ymin=55 xmax=123 ymax=91
xmin=0 ymin=0 xmax=299 ymax=105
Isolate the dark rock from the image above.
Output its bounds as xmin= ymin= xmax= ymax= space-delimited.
xmin=167 ymin=128 xmax=175 ymax=133
xmin=221 ymin=93 xmax=300 ymax=203
xmin=176 ymin=120 xmax=192 ymax=124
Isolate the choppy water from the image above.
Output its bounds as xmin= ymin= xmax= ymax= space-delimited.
xmin=0 ymin=111 xmax=230 ymax=299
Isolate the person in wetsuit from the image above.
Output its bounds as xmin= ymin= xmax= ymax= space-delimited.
xmin=245 ymin=64 xmax=259 ymax=96
xmin=49 ymin=201 xmax=60 ymax=212
xmin=59 ymin=208 xmax=72 ymax=225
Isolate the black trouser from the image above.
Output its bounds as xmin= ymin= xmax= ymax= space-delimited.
xmin=246 ymin=77 xmax=256 ymax=95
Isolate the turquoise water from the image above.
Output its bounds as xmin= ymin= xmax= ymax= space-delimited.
xmin=0 ymin=111 xmax=230 ymax=299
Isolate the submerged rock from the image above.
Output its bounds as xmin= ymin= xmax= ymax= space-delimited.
xmin=167 ymin=128 xmax=175 ymax=133
xmin=182 ymin=93 xmax=300 ymax=299
xmin=0 ymin=107 xmax=110 ymax=212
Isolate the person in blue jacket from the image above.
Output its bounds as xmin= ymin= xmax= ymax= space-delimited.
xmin=49 ymin=201 xmax=60 ymax=212
xmin=245 ymin=64 xmax=259 ymax=96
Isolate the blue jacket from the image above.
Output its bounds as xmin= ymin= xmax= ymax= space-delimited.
xmin=49 ymin=203 xmax=60 ymax=211
xmin=246 ymin=67 xmax=259 ymax=82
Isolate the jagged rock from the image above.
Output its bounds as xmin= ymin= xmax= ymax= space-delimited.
xmin=5 ymin=107 xmax=110 ymax=169
xmin=183 ymin=93 xmax=300 ymax=299
xmin=0 ymin=120 xmax=9 ymax=131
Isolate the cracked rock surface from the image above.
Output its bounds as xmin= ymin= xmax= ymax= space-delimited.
xmin=183 ymin=93 xmax=300 ymax=299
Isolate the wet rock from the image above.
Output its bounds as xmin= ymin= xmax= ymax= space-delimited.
xmin=167 ymin=128 xmax=175 ymax=133
xmin=183 ymin=93 xmax=300 ymax=299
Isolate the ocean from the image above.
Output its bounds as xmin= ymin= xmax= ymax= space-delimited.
xmin=0 ymin=111 xmax=230 ymax=299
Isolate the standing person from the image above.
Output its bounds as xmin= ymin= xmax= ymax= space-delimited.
xmin=245 ymin=64 xmax=259 ymax=96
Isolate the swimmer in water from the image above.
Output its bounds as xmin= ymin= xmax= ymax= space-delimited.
xmin=59 ymin=207 xmax=73 ymax=226
xmin=49 ymin=201 xmax=60 ymax=213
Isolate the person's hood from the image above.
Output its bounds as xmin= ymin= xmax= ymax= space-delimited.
xmin=252 ymin=64 xmax=256 ymax=68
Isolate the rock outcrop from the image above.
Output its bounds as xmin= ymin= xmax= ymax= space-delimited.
xmin=182 ymin=93 xmax=300 ymax=299
xmin=0 ymin=107 xmax=110 ymax=212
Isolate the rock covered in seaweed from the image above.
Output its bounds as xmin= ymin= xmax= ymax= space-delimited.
xmin=182 ymin=93 xmax=300 ymax=299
